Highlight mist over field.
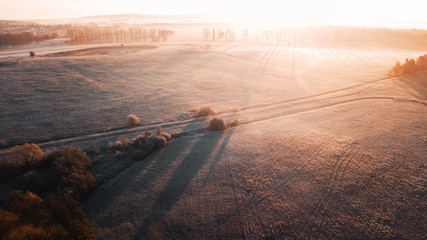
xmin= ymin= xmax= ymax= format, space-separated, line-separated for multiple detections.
xmin=0 ymin=10 xmax=426 ymax=240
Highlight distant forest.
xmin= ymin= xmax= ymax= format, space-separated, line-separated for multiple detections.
xmin=202 ymin=26 xmax=427 ymax=50
xmin=66 ymin=27 xmax=174 ymax=45
xmin=0 ymin=25 xmax=174 ymax=50
xmin=2 ymin=23 xmax=427 ymax=50
xmin=0 ymin=32 xmax=58 ymax=50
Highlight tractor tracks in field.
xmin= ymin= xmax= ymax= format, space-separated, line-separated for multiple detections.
xmin=313 ymin=144 xmax=358 ymax=215
xmin=294 ymin=136 xmax=387 ymax=238
xmin=1 ymin=73 xmax=424 ymax=158
xmin=294 ymin=142 xmax=360 ymax=239
xmin=243 ymin=143 xmax=327 ymax=210
xmin=223 ymin=135 xmax=328 ymax=238
xmin=217 ymin=80 xmax=426 ymax=129
xmin=218 ymin=75 xmax=424 ymax=117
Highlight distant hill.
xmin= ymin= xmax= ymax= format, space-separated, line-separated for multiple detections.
xmin=31 ymin=13 xmax=241 ymax=25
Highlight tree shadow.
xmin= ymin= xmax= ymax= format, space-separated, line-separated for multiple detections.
xmin=398 ymin=74 xmax=427 ymax=99
xmin=136 ymin=130 xmax=225 ymax=239
xmin=81 ymin=119 xmax=202 ymax=219
xmin=202 ymin=128 xmax=234 ymax=186
xmin=82 ymin=150 xmax=157 ymax=219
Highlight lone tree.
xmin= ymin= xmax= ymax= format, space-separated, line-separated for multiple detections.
xmin=29 ymin=51 xmax=35 ymax=58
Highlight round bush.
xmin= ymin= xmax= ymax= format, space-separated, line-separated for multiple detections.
xmin=228 ymin=119 xmax=239 ymax=128
xmin=147 ymin=136 xmax=168 ymax=149
xmin=207 ymin=117 xmax=228 ymax=131
xmin=4 ymin=143 xmax=44 ymax=173
xmin=126 ymin=114 xmax=141 ymax=127
xmin=197 ymin=106 xmax=216 ymax=117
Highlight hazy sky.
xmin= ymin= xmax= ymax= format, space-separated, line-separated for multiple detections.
xmin=1 ymin=0 xmax=426 ymax=26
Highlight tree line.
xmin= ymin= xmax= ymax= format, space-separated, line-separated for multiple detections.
xmin=203 ymin=27 xmax=236 ymax=41
xmin=201 ymin=26 xmax=427 ymax=50
xmin=0 ymin=32 xmax=58 ymax=50
xmin=388 ymin=54 xmax=427 ymax=77
xmin=66 ymin=27 xmax=174 ymax=45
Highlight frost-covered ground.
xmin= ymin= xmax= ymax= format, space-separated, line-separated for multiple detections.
xmin=0 ymin=40 xmax=426 ymax=239
xmin=0 ymin=41 xmax=424 ymax=146
xmin=81 ymin=71 xmax=426 ymax=240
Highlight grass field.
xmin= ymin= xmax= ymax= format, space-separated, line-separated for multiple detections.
xmin=0 ymin=35 xmax=426 ymax=239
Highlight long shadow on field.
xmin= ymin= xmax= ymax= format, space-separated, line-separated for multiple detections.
xmin=399 ymin=74 xmax=427 ymax=99
xmin=82 ymin=151 xmax=156 ymax=219
xmin=202 ymin=129 xmax=234 ymax=186
xmin=82 ymin=120 xmax=203 ymax=219
xmin=136 ymin=130 xmax=225 ymax=239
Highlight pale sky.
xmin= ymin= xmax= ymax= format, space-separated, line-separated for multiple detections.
xmin=1 ymin=0 xmax=426 ymax=27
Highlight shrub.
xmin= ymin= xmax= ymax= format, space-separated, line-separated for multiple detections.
xmin=0 ymin=143 xmax=44 ymax=179
xmin=147 ymin=135 xmax=168 ymax=149
xmin=156 ymin=126 xmax=172 ymax=141
xmin=44 ymin=194 xmax=95 ymax=239
xmin=59 ymin=171 xmax=96 ymax=198
xmin=7 ymin=224 xmax=48 ymax=240
xmin=116 ymin=129 xmax=171 ymax=161
xmin=131 ymin=134 xmax=169 ymax=158
xmin=130 ymin=128 xmax=171 ymax=154
xmin=0 ymin=210 xmax=18 ymax=238
xmin=114 ymin=136 xmax=128 ymax=151
xmin=41 ymin=149 xmax=62 ymax=167
xmin=145 ymin=130 xmax=152 ymax=137
xmin=52 ymin=147 xmax=95 ymax=199
xmin=228 ymin=118 xmax=239 ymax=128
xmin=196 ymin=106 xmax=216 ymax=117
xmin=206 ymin=117 xmax=228 ymax=131
xmin=2 ymin=191 xmax=95 ymax=240
xmin=6 ymin=190 xmax=44 ymax=223
xmin=29 ymin=51 xmax=35 ymax=58
xmin=130 ymin=136 xmax=144 ymax=148
xmin=1 ymin=146 xmax=95 ymax=199
xmin=126 ymin=114 xmax=141 ymax=127
xmin=53 ymin=148 xmax=91 ymax=176
xmin=156 ymin=126 xmax=163 ymax=135
xmin=7 ymin=143 xmax=44 ymax=170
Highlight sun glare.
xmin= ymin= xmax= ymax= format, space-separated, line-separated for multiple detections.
xmin=0 ymin=0 xmax=426 ymax=28
xmin=234 ymin=1 xmax=378 ymax=27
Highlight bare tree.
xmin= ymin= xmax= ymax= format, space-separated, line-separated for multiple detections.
xmin=243 ymin=29 xmax=249 ymax=41
xmin=212 ymin=28 xmax=216 ymax=41
xmin=203 ymin=27 xmax=211 ymax=41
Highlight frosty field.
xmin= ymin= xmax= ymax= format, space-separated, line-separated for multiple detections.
xmin=0 ymin=40 xmax=426 ymax=239
xmin=0 ymin=42 xmax=424 ymax=145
